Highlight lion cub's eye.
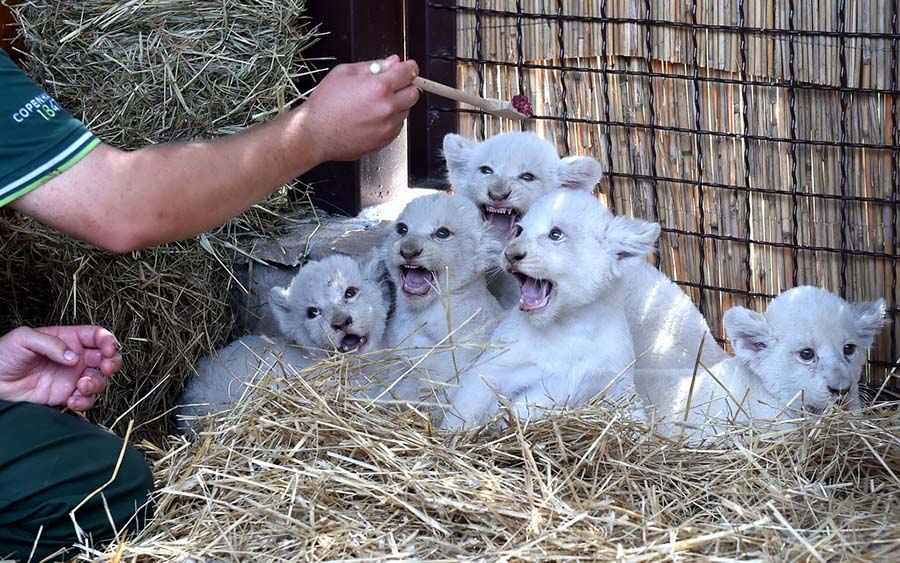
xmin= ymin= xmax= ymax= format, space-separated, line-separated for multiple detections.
xmin=306 ymin=307 xmax=321 ymax=319
xmin=548 ymin=227 xmax=564 ymax=241
xmin=843 ymin=343 xmax=857 ymax=357
xmin=519 ymin=172 xmax=535 ymax=182
xmin=798 ymin=348 xmax=816 ymax=362
xmin=344 ymin=287 xmax=358 ymax=299
xmin=434 ymin=227 xmax=451 ymax=239
xmin=479 ymin=166 xmax=494 ymax=175
xmin=395 ymin=222 xmax=408 ymax=235
xmin=513 ymin=224 xmax=524 ymax=238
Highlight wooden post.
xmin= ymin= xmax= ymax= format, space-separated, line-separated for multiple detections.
xmin=299 ymin=0 xmax=407 ymax=216
xmin=0 ymin=1 xmax=24 ymax=63
xmin=406 ymin=0 xmax=458 ymax=189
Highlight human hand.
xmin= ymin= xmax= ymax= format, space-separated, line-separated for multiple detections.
xmin=298 ymin=54 xmax=420 ymax=162
xmin=0 ymin=325 xmax=123 ymax=411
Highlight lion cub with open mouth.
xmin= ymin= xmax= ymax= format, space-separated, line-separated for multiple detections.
xmin=443 ymin=132 xmax=602 ymax=240
xmin=177 ymin=254 xmax=390 ymax=431
xmin=444 ymin=131 xmax=724 ymax=371
xmin=268 ymin=254 xmax=390 ymax=358
xmin=442 ymin=190 xmax=660 ymax=429
xmin=379 ymin=192 xmax=504 ymax=404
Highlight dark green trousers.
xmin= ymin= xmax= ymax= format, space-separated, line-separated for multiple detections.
xmin=0 ymin=400 xmax=155 ymax=562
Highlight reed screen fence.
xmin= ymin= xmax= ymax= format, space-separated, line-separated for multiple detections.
xmin=414 ymin=0 xmax=900 ymax=390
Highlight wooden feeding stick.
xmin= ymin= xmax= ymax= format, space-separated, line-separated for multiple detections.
xmin=370 ymin=61 xmax=533 ymax=120
xmin=411 ymin=76 xmax=532 ymax=120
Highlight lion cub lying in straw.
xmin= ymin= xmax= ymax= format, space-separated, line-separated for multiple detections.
xmin=379 ymin=192 xmax=503 ymax=403
xmin=442 ymin=189 xmax=660 ymax=429
xmin=638 ymin=286 xmax=886 ymax=439
xmin=177 ymin=254 xmax=390 ymax=431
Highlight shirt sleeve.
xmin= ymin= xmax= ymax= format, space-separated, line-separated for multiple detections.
xmin=0 ymin=50 xmax=99 ymax=207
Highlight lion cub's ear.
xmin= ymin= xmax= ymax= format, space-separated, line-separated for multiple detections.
xmin=724 ymin=307 xmax=773 ymax=364
xmin=359 ymin=251 xmax=386 ymax=284
xmin=360 ymin=251 xmax=395 ymax=319
xmin=602 ymin=216 xmax=660 ymax=261
xmin=850 ymin=298 xmax=887 ymax=345
xmin=268 ymin=285 xmax=295 ymax=337
xmin=442 ymin=134 xmax=477 ymax=189
xmin=557 ymin=155 xmax=602 ymax=191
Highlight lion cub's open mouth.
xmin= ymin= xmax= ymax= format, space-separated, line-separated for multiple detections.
xmin=339 ymin=333 xmax=368 ymax=353
xmin=482 ymin=205 xmax=520 ymax=238
xmin=400 ymin=265 xmax=435 ymax=296
xmin=513 ymin=272 xmax=555 ymax=312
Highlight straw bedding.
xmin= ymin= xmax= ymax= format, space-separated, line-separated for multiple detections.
xmin=10 ymin=0 xmax=318 ymax=148
xmin=111 ymin=365 xmax=900 ymax=562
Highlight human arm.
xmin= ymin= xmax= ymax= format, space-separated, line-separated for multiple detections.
xmin=0 ymin=325 xmax=123 ymax=411
xmin=9 ymin=56 xmax=419 ymax=253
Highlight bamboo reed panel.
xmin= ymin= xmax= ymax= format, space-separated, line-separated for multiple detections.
xmin=455 ymin=0 xmax=900 ymax=387
xmin=457 ymin=0 xmax=894 ymax=89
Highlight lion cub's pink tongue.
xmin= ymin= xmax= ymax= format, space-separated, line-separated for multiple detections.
xmin=520 ymin=277 xmax=551 ymax=311
xmin=403 ymin=268 xmax=433 ymax=295
xmin=487 ymin=211 xmax=515 ymax=235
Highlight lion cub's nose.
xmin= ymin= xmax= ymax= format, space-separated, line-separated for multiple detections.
xmin=400 ymin=243 xmax=423 ymax=260
xmin=489 ymin=188 xmax=511 ymax=202
xmin=828 ymin=385 xmax=851 ymax=397
xmin=331 ymin=314 xmax=353 ymax=331
xmin=505 ymin=248 xmax=527 ymax=263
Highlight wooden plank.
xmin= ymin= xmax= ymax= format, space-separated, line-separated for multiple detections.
xmin=298 ymin=0 xmax=407 ymax=216
xmin=0 ymin=0 xmax=24 ymax=62
xmin=408 ymin=0 xmax=458 ymax=188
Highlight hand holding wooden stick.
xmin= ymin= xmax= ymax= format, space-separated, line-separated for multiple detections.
xmin=370 ymin=60 xmax=533 ymax=120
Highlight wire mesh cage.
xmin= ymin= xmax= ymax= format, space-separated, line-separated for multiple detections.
xmin=416 ymin=0 xmax=900 ymax=390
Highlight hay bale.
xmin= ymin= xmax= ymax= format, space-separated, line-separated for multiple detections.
xmin=85 ymin=360 xmax=900 ymax=561
xmin=10 ymin=0 xmax=321 ymax=147
xmin=0 ymin=0 xmax=321 ymax=440
xmin=0 ymin=208 xmax=295 ymax=442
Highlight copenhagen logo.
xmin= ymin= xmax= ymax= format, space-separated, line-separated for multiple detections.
xmin=12 ymin=93 xmax=62 ymax=123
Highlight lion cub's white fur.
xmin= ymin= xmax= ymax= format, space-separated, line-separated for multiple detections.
xmin=639 ymin=286 xmax=886 ymax=439
xmin=443 ymin=132 xmax=602 ymax=307
xmin=381 ymin=192 xmax=504 ymax=402
xmin=625 ymin=262 xmax=727 ymax=373
xmin=443 ymin=190 xmax=660 ymax=429
xmin=177 ymin=254 xmax=389 ymax=431
xmin=176 ymin=334 xmax=307 ymax=431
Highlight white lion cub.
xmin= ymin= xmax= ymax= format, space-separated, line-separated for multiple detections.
xmin=640 ymin=286 xmax=886 ymax=439
xmin=442 ymin=131 xmax=602 ymax=307
xmin=624 ymin=263 xmax=727 ymax=373
xmin=442 ymin=190 xmax=661 ymax=429
xmin=443 ymin=132 xmax=603 ymax=238
xmin=177 ymin=254 xmax=390 ymax=430
xmin=381 ymin=192 xmax=504 ymax=402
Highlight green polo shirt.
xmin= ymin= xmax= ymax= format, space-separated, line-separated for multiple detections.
xmin=0 ymin=50 xmax=99 ymax=207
